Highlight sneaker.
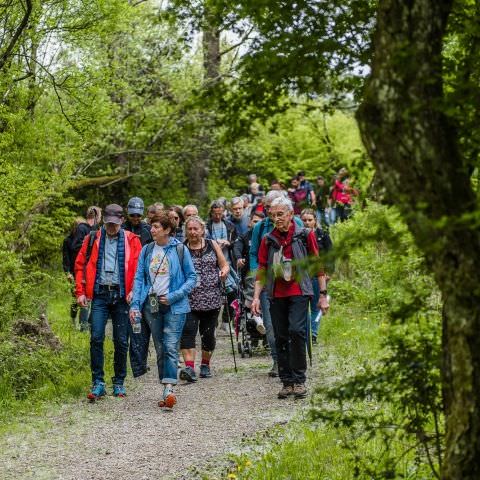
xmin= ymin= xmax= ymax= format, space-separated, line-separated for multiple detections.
xmin=312 ymin=335 xmax=317 ymax=345
xmin=179 ymin=366 xmax=197 ymax=383
xmin=113 ymin=384 xmax=126 ymax=397
xmin=278 ymin=384 xmax=294 ymax=399
xmin=87 ymin=381 xmax=106 ymax=401
xmin=199 ymin=364 xmax=212 ymax=378
xmin=293 ymin=383 xmax=307 ymax=399
xmin=158 ymin=386 xmax=176 ymax=409
xmin=268 ymin=361 xmax=279 ymax=377
xmin=252 ymin=315 xmax=266 ymax=335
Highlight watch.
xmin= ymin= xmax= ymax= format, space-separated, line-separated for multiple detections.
xmin=319 ymin=290 xmax=328 ymax=295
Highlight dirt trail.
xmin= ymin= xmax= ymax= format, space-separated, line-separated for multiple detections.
xmin=1 ymin=333 xmax=318 ymax=480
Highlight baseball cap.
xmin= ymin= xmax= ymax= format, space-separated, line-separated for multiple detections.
xmin=127 ymin=197 xmax=144 ymax=215
xmin=103 ymin=204 xmax=124 ymax=224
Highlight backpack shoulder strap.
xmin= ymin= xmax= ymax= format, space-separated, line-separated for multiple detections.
xmin=85 ymin=230 xmax=97 ymax=264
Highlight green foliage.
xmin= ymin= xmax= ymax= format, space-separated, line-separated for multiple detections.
xmin=313 ymin=204 xmax=443 ymax=479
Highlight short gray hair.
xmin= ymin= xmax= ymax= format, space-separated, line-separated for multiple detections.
xmin=270 ymin=196 xmax=293 ymax=211
xmin=231 ymin=197 xmax=243 ymax=207
xmin=183 ymin=204 xmax=198 ymax=215
xmin=265 ymin=190 xmax=287 ymax=205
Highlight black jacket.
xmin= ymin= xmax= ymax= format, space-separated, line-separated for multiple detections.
xmin=62 ymin=222 xmax=92 ymax=274
xmin=123 ymin=220 xmax=153 ymax=246
xmin=206 ymin=218 xmax=237 ymax=264
xmin=233 ymin=228 xmax=253 ymax=282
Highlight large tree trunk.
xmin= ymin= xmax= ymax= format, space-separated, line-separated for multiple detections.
xmin=356 ymin=1 xmax=480 ymax=478
xmin=187 ymin=10 xmax=220 ymax=206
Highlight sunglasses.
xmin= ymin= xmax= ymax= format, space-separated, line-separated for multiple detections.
xmin=129 ymin=214 xmax=142 ymax=218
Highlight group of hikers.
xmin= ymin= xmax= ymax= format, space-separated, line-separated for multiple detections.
xmin=63 ymin=169 xmax=358 ymax=409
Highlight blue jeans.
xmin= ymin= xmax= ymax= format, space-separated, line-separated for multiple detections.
xmin=142 ymin=301 xmax=186 ymax=385
xmin=309 ymin=277 xmax=322 ymax=338
xmin=260 ymin=289 xmax=277 ymax=362
xmin=90 ymin=290 xmax=129 ymax=385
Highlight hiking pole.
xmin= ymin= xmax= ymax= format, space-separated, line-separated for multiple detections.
xmin=223 ymin=286 xmax=238 ymax=373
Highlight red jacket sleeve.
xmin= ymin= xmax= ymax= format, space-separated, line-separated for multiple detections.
xmin=74 ymin=235 xmax=89 ymax=297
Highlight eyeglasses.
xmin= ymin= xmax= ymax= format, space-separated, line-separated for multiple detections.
xmin=171 ymin=215 xmax=179 ymax=220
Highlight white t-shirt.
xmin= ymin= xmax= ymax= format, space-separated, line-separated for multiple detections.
xmin=149 ymin=245 xmax=170 ymax=296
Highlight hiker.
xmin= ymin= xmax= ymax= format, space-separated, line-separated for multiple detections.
xmin=249 ymin=190 xmax=303 ymax=377
xmin=63 ymin=207 xmax=102 ymax=331
xmin=331 ymin=168 xmax=359 ymax=222
xmin=251 ymin=197 xmax=329 ymax=399
xmin=228 ymin=196 xmax=249 ymax=236
xmin=168 ymin=205 xmax=185 ymax=242
xmin=179 ymin=216 xmax=229 ymax=382
xmin=123 ymin=197 xmax=153 ymax=246
xmin=146 ymin=203 xmax=164 ymax=224
xmin=183 ymin=204 xmax=199 ymax=220
xmin=75 ymin=204 xmax=142 ymax=400
xmin=300 ymin=208 xmax=333 ymax=344
xmin=313 ymin=176 xmax=331 ymax=228
xmin=288 ymin=176 xmax=314 ymax=215
xmin=129 ymin=211 xmax=196 ymax=409
xmin=206 ymin=200 xmax=238 ymax=333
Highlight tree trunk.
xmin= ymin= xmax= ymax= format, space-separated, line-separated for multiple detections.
xmin=187 ymin=10 xmax=220 ymax=206
xmin=356 ymin=1 xmax=480 ymax=478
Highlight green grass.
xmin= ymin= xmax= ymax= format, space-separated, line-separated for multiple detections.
xmin=220 ymin=298 xmax=384 ymax=480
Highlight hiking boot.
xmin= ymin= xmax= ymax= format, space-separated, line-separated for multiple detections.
xmin=113 ymin=384 xmax=126 ymax=397
xmin=312 ymin=335 xmax=317 ymax=345
xmin=199 ymin=364 xmax=212 ymax=378
xmin=179 ymin=366 xmax=197 ymax=383
xmin=278 ymin=384 xmax=294 ymax=399
xmin=87 ymin=381 xmax=106 ymax=401
xmin=158 ymin=386 xmax=176 ymax=409
xmin=293 ymin=383 xmax=307 ymax=399
xmin=268 ymin=361 xmax=279 ymax=378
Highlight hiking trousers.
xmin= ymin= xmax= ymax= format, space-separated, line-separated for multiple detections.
xmin=269 ymin=295 xmax=309 ymax=385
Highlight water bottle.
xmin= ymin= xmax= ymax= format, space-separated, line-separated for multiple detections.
xmin=132 ymin=311 xmax=142 ymax=334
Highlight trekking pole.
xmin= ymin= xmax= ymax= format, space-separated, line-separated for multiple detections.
xmin=223 ymin=286 xmax=238 ymax=373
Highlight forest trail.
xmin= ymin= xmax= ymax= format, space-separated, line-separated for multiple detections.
xmin=1 ymin=333 xmax=319 ymax=480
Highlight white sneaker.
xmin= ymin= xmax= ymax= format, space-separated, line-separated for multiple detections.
xmin=253 ymin=315 xmax=266 ymax=335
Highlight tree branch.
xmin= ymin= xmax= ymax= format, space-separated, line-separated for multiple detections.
xmin=0 ymin=0 xmax=33 ymax=72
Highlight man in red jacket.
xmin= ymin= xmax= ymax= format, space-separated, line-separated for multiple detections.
xmin=75 ymin=204 xmax=142 ymax=401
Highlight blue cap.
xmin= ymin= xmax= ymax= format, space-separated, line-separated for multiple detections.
xmin=127 ymin=197 xmax=144 ymax=215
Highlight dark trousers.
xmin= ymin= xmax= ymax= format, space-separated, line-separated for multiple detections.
xmin=180 ymin=308 xmax=220 ymax=351
xmin=269 ymin=295 xmax=309 ymax=385
xmin=90 ymin=290 xmax=129 ymax=385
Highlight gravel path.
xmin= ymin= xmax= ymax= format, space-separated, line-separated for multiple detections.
xmin=1 ymin=331 xmax=319 ymax=480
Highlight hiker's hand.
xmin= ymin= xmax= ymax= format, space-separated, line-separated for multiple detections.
xmin=219 ymin=267 xmax=229 ymax=281
xmin=237 ymin=258 xmax=246 ymax=269
xmin=159 ymin=295 xmax=169 ymax=305
xmin=217 ymin=239 xmax=230 ymax=248
xmin=251 ymin=298 xmax=261 ymax=316
xmin=126 ymin=291 xmax=133 ymax=304
xmin=77 ymin=295 xmax=87 ymax=308
xmin=129 ymin=309 xmax=141 ymax=324
xmin=318 ymin=295 xmax=329 ymax=315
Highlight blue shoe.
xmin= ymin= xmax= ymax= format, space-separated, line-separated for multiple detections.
xmin=87 ymin=382 xmax=106 ymax=401
xmin=113 ymin=384 xmax=126 ymax=397
xmin=199 ymin=364 xmax=212 ymax=378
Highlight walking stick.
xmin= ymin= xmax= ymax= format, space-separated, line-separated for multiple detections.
xmin=223 ymin=285 xmax=238 ymax=373
xmin=306 ymin=312 xmax=313 ymax=367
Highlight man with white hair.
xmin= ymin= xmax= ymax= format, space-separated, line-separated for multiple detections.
xmin=251 ymin=197 xmax=329 ymax=399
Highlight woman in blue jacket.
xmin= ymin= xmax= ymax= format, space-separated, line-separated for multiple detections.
xmin=130 ymin=211 xmax=196 ymax=409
